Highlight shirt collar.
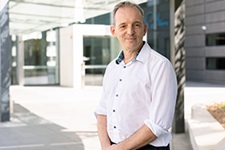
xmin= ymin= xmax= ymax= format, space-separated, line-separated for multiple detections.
xmin=135 ymin=42 xmax=149 ymax=64
xmin=115 ymin=41 xmax=145 ymax=65
xmin=115 ymin=51 xmax=124 ymax=64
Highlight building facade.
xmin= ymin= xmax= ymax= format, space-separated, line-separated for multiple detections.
xmin=185 ymin=0 xmax=225 ymax=84
xmin=8 ymin=0 xmax=225 ymax=87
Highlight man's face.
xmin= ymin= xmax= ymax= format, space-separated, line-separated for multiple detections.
xmin=110 ymin=6 xmax=147 ymax=52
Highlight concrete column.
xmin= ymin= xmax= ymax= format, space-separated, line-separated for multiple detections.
xmin=59 ymin=26 xmax=75 ymax=87
xmin=171 ymin=0 xmax=186 ymax=133
xmin=0 ymin=2 xmax=11 ymax=122
xmin=73 ymin=24 xmax=83 ymax=89
xmin=59 ymin=25 xmax=84 ymax=89
xmin=18 ymin=36 xmax=24 ymax=85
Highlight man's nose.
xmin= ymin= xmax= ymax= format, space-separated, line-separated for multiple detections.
xmin=127 ymin=26 xmax=135 ymax=35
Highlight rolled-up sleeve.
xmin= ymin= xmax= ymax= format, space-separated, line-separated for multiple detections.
xmin=144 ymin=60 xmax=177 ymax=146
xmin=94 ymin=64 xmax=111 ymax=118
xmin=95 ymin=87 xmax=107 ymax=117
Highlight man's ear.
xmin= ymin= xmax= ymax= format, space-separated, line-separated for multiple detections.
xmin=110 ymin=26 xmax=116 ymax=37
xmin=143 ymin=24 xmax=148 ymax=36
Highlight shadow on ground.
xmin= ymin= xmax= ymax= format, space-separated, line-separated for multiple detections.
xmin=0 ymin=103 xmax=84 ymax=150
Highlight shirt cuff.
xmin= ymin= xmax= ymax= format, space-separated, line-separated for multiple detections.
xmin=144 ymin=119 xmax=169 ymax=137
xmin=94 ymin=105 xmax=107 ymax=119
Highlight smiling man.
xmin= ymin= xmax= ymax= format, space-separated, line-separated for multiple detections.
xmin=95 ymin=1 xmax=177 ymax=150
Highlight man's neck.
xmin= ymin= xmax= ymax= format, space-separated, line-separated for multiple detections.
xmin=123 ymin=50 xmax=139 ymax=64
xmin=123 ymin=42 xmax=144 ymax=64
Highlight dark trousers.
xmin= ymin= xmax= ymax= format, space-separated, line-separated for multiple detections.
xmin=136 ymin=144 xmax=169 ymax=150
xmin=111 ymin=141 xmax=170 ymax=150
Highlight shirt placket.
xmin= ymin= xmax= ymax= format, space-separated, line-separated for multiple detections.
xmin=111 ymin=62 xmax=128 ymax=137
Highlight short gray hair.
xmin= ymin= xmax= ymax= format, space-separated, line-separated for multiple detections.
xmin=112 ymin=1 xmax=144 ymax=25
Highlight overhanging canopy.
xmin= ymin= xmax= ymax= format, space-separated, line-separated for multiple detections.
xmin=9 ymin=0 xmax=147 ymax=35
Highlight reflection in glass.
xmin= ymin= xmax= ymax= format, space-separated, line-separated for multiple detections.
xmin=141 ymin=0 xmax=170 ymax=59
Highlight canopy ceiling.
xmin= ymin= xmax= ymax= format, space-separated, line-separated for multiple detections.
xmin=8 ymin=0 xmax=147 ymax=35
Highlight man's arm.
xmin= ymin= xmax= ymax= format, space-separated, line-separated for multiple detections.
xmin=97 ymin=114 xmax=111 ymax=150
xmin=112 ymin=124 xmax=157 ymax=150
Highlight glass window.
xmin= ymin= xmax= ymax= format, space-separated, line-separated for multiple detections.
xmin=206 ymin=57 xmax=225 ymax=70
xmin=83 ymin=36 xmax=111 ymax=85
xmin=206 ymin=33 xmax=225 ymax=46
xmin=23 ymin=30 xmax=59 ymax=85
xmin=83 ymin=36 xmax=111 ymax=66
xmin=140 ymin=0 xmax=170 ymax=58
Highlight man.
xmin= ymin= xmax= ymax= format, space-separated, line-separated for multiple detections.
xmin=95 ymin=1 xmax=177 ymax=150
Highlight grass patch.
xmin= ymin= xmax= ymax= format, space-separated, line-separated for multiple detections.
xmin=220 ymin=103 xmax=225 ymax=109
xmin=207 ymin=102 xmax=225 ymax=129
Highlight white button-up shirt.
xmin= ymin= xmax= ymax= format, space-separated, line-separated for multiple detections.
xmin=95 ymin=42 xmax=177 ymax=146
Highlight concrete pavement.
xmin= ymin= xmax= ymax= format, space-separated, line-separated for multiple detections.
xmin=0 ymin=81 xmax=224 ymax=150
xmin=6 ymin=86 xmax=102 ymax=150
xmin=185 ymin=82 xmax=225 ymax=150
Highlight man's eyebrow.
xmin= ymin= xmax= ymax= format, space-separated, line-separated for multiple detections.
xmin=118 ymin=21 xmax=142 ymax=25
xmin=118 ymin=22 xmax=126 ymax=26
xmin=133 ymin=20 xmax=142 ymax=24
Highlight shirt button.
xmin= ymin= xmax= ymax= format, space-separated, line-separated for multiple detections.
xmin=116 ymin=94 xmax=118 ymax=97
xmin=113 ymin=110 xmax=115 ymax=112
xmin=114 ymin=126 xmax=116 ymax=129
xmin=119 ymin=79 xmax=122 ymax=81
xmin=123 ymin=66 xmax=126 ymax=68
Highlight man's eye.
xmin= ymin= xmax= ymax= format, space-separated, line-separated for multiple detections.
xmin=135 ymin=24 xmax=141 ymax=27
